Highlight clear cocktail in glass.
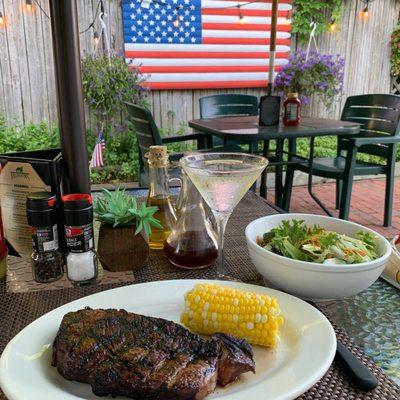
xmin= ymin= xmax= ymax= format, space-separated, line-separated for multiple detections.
xmin=180 ymin=153 xmax=268 ymax=279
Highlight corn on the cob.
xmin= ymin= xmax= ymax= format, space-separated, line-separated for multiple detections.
xmin=180 ymin=283 xmax=284 ymax=348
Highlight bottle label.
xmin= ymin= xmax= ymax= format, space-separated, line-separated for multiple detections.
xmin=285 ymin=103 xmax=298 ymax=122
xmin=32 ymin=225 xmax=59 ymax=253
xmin=64 ymin=223 xmax=94 ymax=253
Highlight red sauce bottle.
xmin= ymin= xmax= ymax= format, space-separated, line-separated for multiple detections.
xmin=283 ymin=93 xmax=301 ymax=126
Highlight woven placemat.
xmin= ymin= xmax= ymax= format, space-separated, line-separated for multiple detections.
xmin=0 ymin=192 xmax=399 ymax=400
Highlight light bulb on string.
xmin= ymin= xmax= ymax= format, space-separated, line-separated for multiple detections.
xmin=329 ymin=19 xmax=338 ymax=32
xmin=238 ymin=12 xmax=246 ymax=25
xmin=359 ymin=0 xmax=373 ymax=20
xmin=284 ymin=11 xmax=292 ymax=26
xmin=93 ymin=31 xmax=100 ymax=45
xmin=173 ymin=16 xmax=180 ymax=28
xmin=359 ymin=5 xmax=369 ymax=20
xmin=0 ymin=11 xmax=6 ymax=28
xmin=25 ymin=0 xmax=34 ymax=13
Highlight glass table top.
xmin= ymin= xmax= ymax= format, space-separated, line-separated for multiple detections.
xmin=318 ymin=279 xmax=399 ymax=384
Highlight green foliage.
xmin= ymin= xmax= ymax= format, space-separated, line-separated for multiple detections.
xmin=82 ymin=53 xmax=148 ymax=117
xmin=94 ymin=187 xmax=162 ymax=236
xmin=89 ymin=119 xmax=139 ymax=184
xmin=292 ymin=0 xmax=343 ymax=40
xmin=0 ymin=115 xmax=59 ymax=153
xmin=390 ymin=22 xmax=400 ymax=77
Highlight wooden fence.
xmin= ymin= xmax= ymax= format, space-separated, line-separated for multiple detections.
xmin=0 ymin=0 xmax=399 ymax=133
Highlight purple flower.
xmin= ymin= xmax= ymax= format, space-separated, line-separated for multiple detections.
xmin=274 ymin=50 xmax=345 ymax=108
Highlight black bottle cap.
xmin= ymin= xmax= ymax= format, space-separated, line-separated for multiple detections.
xmin=62 ymin=194 xmax=93 ymax=227
xmin=26 ymin=192 xmax=57 ymax=227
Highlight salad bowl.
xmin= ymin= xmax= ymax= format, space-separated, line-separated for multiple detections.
xmin=245 ymin=214 xmax=391 ymax=301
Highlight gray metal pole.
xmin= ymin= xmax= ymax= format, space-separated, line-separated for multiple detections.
xmin=49 ymin=0 xmax=90 ymax=194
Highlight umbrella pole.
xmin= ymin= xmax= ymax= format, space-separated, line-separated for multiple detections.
xmin=49 ymin=0 xmax=90 ymax=194
xmin=268 ymin=0 xmax=279 ymax=95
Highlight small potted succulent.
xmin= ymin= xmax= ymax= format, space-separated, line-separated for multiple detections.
xmin=94 ymin=188 xmax=162 ymax=272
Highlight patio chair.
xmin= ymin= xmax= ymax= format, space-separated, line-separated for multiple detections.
xmin=199 ymin=94 xmax=259 ymax=151
xmin=283 ymin=94 xmax=400 ymax=226
xmin=124 ymin=101 xmax=207 ymax=186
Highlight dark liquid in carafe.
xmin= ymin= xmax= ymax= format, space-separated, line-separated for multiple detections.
xmin=164 ymin=230 xmax=218 ymax=269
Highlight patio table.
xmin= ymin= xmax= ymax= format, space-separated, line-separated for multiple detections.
xmin=0 ymin=190 xmax=399 ymax=400
xmin=189 ymin=116 xmax=360 ymax=211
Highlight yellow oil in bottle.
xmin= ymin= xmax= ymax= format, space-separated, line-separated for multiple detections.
xmin=147 ymin=196 xmax=177 ymax=249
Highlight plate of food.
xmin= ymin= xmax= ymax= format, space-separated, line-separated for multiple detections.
xmin=0 ymin=279 xmax=336 ymax=400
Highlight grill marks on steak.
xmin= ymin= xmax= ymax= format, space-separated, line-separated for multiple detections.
xmin=52 ymin=308 xmax=255 ymax=400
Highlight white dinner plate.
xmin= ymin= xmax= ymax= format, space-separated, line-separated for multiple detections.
xmin=0 ymin=280 xmax=336 ymax=400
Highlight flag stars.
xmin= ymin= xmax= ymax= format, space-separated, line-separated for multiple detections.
xmin=191 ymin=37 xmax=196 ymax=43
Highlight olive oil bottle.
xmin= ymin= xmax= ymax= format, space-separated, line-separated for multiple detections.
xmin=146 ymin=146 xmax=177 ymax=249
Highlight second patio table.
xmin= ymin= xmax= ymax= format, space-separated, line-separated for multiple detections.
xmin=189 ymin=116 xmax=360 ymax=210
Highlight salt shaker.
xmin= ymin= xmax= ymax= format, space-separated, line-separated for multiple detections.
xmin=62 ymin=194 xmax=98 ymax=286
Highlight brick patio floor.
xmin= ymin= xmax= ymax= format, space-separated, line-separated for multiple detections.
xmin=276 ymin=177 xmax=400 ymax=239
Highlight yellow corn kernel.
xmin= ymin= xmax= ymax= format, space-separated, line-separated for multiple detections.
xmin=180 ymin=283 xmax=284 ymax=348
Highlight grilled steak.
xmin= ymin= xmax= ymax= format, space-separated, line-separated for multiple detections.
xmin=213 ymin=333 xmax=255 ymax=386
xmin=52 ymin=308 xmax=255 ymax=399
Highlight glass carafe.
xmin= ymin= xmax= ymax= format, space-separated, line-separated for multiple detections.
xmin=164 ymin=172 xmax=218 ymax=269
xmin=146 ymin=146 xmax=177 ymax=250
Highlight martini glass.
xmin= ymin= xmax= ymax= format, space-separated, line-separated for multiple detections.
xmin=180 ymin=153 xmax=268 ymax=280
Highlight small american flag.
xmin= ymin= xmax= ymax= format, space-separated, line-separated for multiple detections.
xmin=121 ymin=0 xmax=292 ymax=89
xmin=90 ymin=131 xmax=106 ymax=169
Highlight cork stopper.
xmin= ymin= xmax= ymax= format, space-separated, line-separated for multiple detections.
xmin=145 ymin=145 xmax=169 ymax=167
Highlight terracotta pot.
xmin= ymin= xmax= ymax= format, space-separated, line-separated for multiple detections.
xmin=97 ymin=223 xmax=149 ymax=272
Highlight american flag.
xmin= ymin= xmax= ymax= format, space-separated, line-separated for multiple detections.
xmin=90 ymin=131 xmax=105 ymax=169
xmin=122 ymin=0 xmax=292 ymax=89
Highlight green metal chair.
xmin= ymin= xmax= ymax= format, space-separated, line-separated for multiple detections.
xmin=283 ymin=94 xmax=400 ymax=226
xmin=124 ymin=101 xmax=207 ymax=187
xmin=199 ymin=94 xmax=259 ymax=150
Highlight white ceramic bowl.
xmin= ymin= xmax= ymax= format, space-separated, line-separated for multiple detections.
xmin=245 ymin=214 xmax=391 ymax=301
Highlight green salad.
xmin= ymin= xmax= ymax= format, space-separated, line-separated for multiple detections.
xmin=257 ymin=219 xmax=379 ymax=264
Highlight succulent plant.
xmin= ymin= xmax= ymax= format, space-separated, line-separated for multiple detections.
xmin=94 ymin=188 xmax=162 ymax=236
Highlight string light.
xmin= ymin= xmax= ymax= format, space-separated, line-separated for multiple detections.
xmin=93 ymin=31 xmax=100 ymax=45
xmin=329 ymin=19 xmax=338 ymax=32
xmin=173 ymin=5 xmax=183 ymax=28
xmin=25 ymin=0 xmax=34 ymax=13
xmin=359 ymin=5 xmax=369 ymax=20
xmin=173 ymin=16 xmax=180 ymax=28
xmin=0 ymin=11 xmax=6 ymax=27
xmin=359 ymin=0 xmax=374 ymax=20
xmin=237 ymin=5 xmax=246 ymax=25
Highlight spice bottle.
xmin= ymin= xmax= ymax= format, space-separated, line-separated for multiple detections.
xmin=63 ymin=194 xmax=98 ymax=286
xmin=26 ymin=192 xmax=64 ymax=283
xmin=146 ymin=146 xmax=177 ymax=249
xmin=0 ymin=207 xmax=8 ymax=279
xmin=283 ymin=93 xmax=301 ymax=126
